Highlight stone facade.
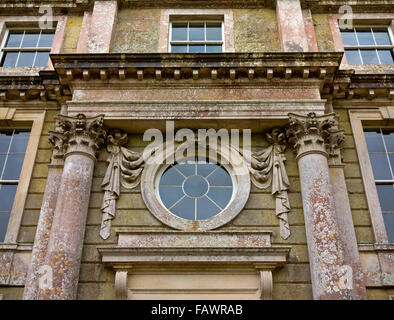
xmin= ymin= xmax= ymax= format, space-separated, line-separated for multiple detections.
xmin=0 ymin=0 xmax=393 ymax=300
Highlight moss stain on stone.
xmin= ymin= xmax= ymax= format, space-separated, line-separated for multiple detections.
xmin=233 ymin=9 xmax=280 ymax=52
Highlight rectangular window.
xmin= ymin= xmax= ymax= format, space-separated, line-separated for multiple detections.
xmin=1 ymin=29 xmax=55 ymax=67
xmin=0 ymin=129 xmax=30 ymax=242
xmin=364 ymin=128 xmax=394 ymax=243
xmin=170 ymin=21 xmax=223 ymax=53
xmin=341 ymin=27 xmax=394 ymax=65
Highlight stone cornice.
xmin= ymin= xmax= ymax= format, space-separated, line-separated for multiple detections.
xmin=301 ymin=0 xmax=394 ymax=13
xmin=0 ymin=70 xmax=71 ymax=102
xmin=329 ymin=71 xmax=394 ymax=100
xmin=2 ymin=0 xmax=393 ymax=12
xmin=51 ymin=52 xmax=343 ymax=92
xmin=0 ymin=53 xmax=393 ymax=102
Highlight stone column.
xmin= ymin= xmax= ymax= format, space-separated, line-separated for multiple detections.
xmin=287 ymin=112 xmax=352 ymax=299
xmin=276 ymin=0 xmax=309 ymax=52
xmin=329 ymin=151 xmax=367 ymax=299
xmin=41 ymin=114 xmax=106 ymax=300
xmin=23 ymin=128 xmax=65 ymax=299
xmin=87 ymin=0 xmax=118 ymax=53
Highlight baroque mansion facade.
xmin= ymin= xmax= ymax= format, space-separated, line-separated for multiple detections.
xmin=0 ymin=0 xmax=393 ymax=300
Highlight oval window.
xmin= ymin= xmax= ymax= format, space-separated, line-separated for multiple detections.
xmin=158 ymin=159 xmax=234 ymax=221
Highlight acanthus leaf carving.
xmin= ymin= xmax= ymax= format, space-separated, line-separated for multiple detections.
xmin=246 ymin=128 xmax=291 ymax=240
xmin=100 ymin=129 xmax=145 ymax=240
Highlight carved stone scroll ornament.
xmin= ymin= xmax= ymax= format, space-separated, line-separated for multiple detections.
xmin=246 ymin=128 xmax=291 ymax=240
xmin=100 ymin=130 xmax=145 ymax=239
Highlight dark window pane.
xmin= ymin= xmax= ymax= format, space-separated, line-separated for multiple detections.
xmin=189 ymin=23 xmax=204 ymax=41
xmin=189 ymin=45 xmax=204 ymax=53
xmin=21 ymin=32 xmax=39 ymax=47
xmin=345 ymin=50 xmax=362 ymax=64
xmin=176 ymin=162 xmax=195 ymax=177
xmin=34 ymin=51 xmax=50 ymax=67
xmin=206 ymin=44 xmax=222 ymax=53
xmin=170 ymin=197 xmax=195 ymax=220
xmin=0 ymin=132 xmax=12 ymax=153
xmin=369 ymin=153 xmax=392 ymax=180
xmin=207 ymin=187 xmax=232 ymax=209
xmin=376 ymin=185 xmax=394 ymax=212
xmin=3 ymin=154 xmax=25 ymax=180
xmin=183 ymin=175 xmax=208 ymax=198
xmin=383 ymin=213 xmax=394 ymax=243
xmin=207 ymin=166 xmax=232 ymax=186
xmin=365 ymin=130 xmax=385 ymax=152
xmin=389 ymin=154 xmax=394 ymax=172
xmin=197 ymin=163 xmax=218 ymax=177
xmin=38 ymin=31 xmax=55 ymax=47
xmin=360 ymin=50 xmax=379 ymax=64
xmin=9 ymin=131 xmax=29 ymax=153
xmin=17 ymin=52 xmax=35 ymax=67
xmin=356 ymin=29 xmax=375 ymax=45
xmin=0 ymin=155 xmax=5 ymax=175
xmin=171 ymin=45 xmax=187 ymax=53
xmin=373 ymin=29 xmax=391 ymax=45
xmin=0 ymin=213 xmax=11 ymax=242
xmin=341 ymin=30 xmax=358 ymax=46
xmin=159 ymin=187 xmax=184 ymax=209
xmin=382 ymin=131 xmax=394 ymax=152
xmin=206 ymin=23 xmax=222 ymax=41
xmin=0 ymin=184 xmax=17 ymax=212
xmin=171 ymin=23 xmax=188 ymax=41
xmin=159 ymin=166 xmax=185 ymax=186
xmin=197 ymin=196 xmax=220 ymax=220
xmin=378 ymin=50 xmax=394 ymax=64
xmin=6 ymin=32 xmax=23 ymax=48
xmin=2 ymin=52 xmax=18 ymax=67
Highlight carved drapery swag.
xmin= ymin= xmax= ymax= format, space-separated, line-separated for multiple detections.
xmin=246 ymin=128 xmax=291 ymax=240
xmin=100 ymin=130 xmax=145 ymax=239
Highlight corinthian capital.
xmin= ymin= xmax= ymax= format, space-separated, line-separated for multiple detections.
xmin=51 ymin=113 xmax=107 ymax=160
xmin=286 ymin=112 xmax=344 ymax=160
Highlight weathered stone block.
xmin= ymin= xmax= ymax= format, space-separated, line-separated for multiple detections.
xmin=28 ymin=178 xmax=47 ymax=194
xmin=79 ymin=263 xmax=114 ymax=282
xmin=344 ymin=163 xmax=362 ymax=178
xmin=234 ymin=9 xmax=280 ymax=52
xmin=21 ymin=209 xmax=40 ymax=226
xmin=62 ymin=16 xmax=83 ymax=53
xmin=349 ymin=194 xmax=368 ymax=209
xmin=112 ymin=9 xmax=160 ymax=53
xmin=312 ymin=14 xmax=335 ymax=52
xmin=25 ymin=193 xmax=44 ymax=210
xmin=17 ymin=226 xmax=36 ymax=243
xmin=273 ymin=263 xmax=311 ymax=283
xmin=351 ymin=210 xmax=372 ymax=226
xmin=355 ymin=226 xmax=375 ymax=243
xmin=272 ymin=283 xmax=313 ymax=300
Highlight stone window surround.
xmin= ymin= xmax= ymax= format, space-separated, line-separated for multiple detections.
xmin=349 ymin=108 xmax=394 ymax=244
xmin=140 ymin=142 xmax=250 ymax=231
xmin=158 ymin=9 xmax=235 ymax=53
xmin=0 ymin=15 xmax=67 ymax=72
xmin=348 ymin=109 xmax=394 ymax=287
xmin=0 ymin=108 xmax=45 ymax=245
xmin=328 ymin=13 xmax=394 ymax=67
